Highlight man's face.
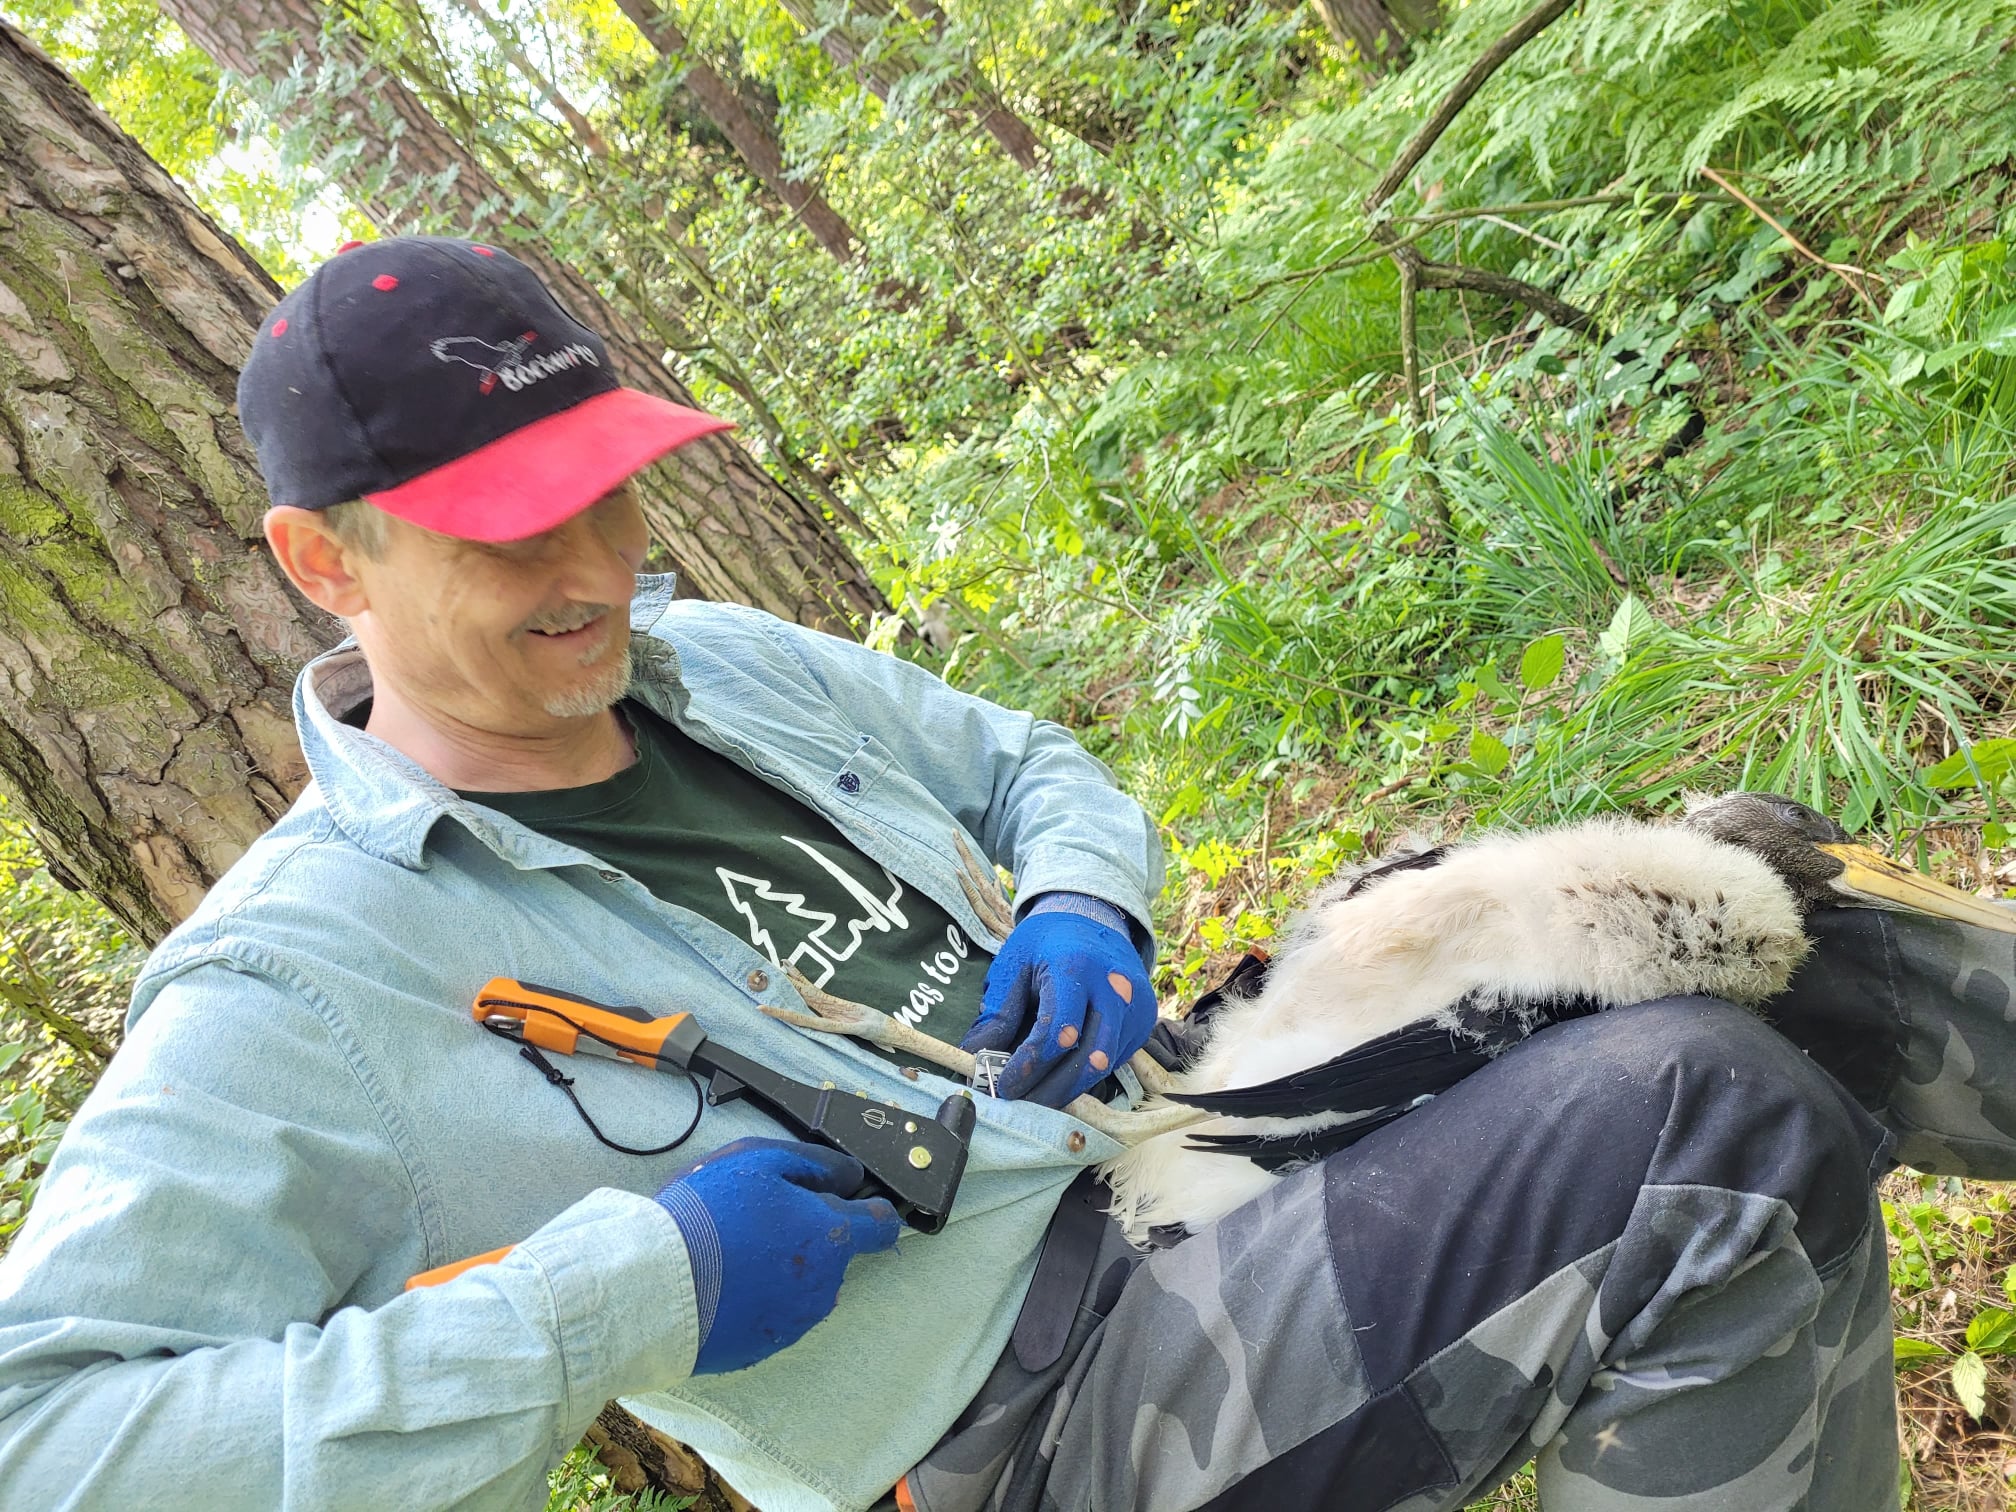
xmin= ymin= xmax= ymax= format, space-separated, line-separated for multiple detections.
xmin=348 ymin=484 xmax=651 ymax=735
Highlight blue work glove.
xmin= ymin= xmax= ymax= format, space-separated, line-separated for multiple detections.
xmin=654 ymin=1136 xmax=900 ymax=1375
xmin=960 ymin=894 xmax=1156 ymax=1107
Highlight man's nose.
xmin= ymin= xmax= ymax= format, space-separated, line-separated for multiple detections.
xmin=546 ymin=510 xmax=639 ymax=601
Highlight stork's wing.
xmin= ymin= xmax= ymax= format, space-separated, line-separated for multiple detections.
xmin=1182 ymin=1108 xmax=1415 ymax=1169
xmin=1169 ymin=993 xmax=1606 ymax=1161
xmin=1165 ymin=1016 xmax=1497 ymax=1119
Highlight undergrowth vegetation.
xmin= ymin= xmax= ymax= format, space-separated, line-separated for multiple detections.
xmin=3 ymin=0 xmax=2016 ymax=1505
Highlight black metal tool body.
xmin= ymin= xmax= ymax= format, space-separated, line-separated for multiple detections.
xmin=475 ymin=978 xmax=976 ymax=1233
xmin=660 ymin=1015 xmax=975 ymax=1233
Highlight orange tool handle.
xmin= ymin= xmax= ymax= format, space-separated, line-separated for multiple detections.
xmin=472 ymin=977 xmax=693 ymax=1068
xmin=406 ymin=1245 xmax=515 ymax=1291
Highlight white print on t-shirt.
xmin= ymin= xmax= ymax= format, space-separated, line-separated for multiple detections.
xmin=895 ymin=925 xmax=972 ymax=1027
xmin=714 ymin=838 xmax=975 ymax=1021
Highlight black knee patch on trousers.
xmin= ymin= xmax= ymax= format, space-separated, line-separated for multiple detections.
xmin=1322 ymin=995 xmax=1891 ymax=1390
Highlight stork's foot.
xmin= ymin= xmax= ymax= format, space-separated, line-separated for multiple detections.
xmin=953 ymin=832 xmax=1017 ymax=940
xmin=766 ymin=968 xmax=979 ymax=1075
xmin=1125 ymin=1053 xmax=1176 ymax=1099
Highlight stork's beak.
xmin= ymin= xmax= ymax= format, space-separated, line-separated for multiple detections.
xmin=1816 ymin=843 xmax=2016 ymax=933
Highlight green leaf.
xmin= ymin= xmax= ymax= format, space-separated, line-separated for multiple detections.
xmin=1893 ymin=1337 xmax=1951 ymax=1364
xmin=1980 ymin=303 xmax=2016 ymax=357
xmin=1988 ymin=822 xmax=2011 ymax=849
xmin=1923 ymin=738 xmax=2016 ymax=789
xmin=1967 ymin=1306 xmax=2016 ymax=1353
xmin=1519 ymin=634 xmax=1567 ymax=691
xmin=1473 ymin=663 xmax=1516 ymax=708
xmin=1468 ymin=733 xmax=1511 ymax=777
xmin=1952 ymin=1350 xmax=1989 ymax=1418
xmin=1597 ymin=595 xmax=1658 ymax=662
xmin=1534 ymin=354 xmax=1566 ymax=376
xmin=0 ymin=1041 xmax=25 ymax=1074
xmin=1889 ymin=346 xmax=1927 ymax=386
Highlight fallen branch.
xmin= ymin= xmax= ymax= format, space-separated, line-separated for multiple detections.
xmin=1396 ymin=257 xmax=1451 ymax=536
xmin=1365 ymin=0 xmax=1580 ymax=220
xmin=1248 ymin=189 xmax=1730 ymax=300
xmin=1357 ymin=0 xmax=1595 ymax=492
xmin=0 ymin=918 xmax=115 ymax=1063
xmin=0 ymin=979 xmax=115 ymax=1063
xmin=1414 ymin=257 xmax=1600 ymax=336
xmin=1699 ymin=166 xmax=1883 ymax=317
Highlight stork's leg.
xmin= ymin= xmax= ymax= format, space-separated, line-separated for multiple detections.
xmin=942 ymin=832 xmax=1176 ymax=1103
xmin=768 ymin=968 xmax=1200 ymax=1145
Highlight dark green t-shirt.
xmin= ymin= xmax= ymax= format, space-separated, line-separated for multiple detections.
xmin=460 ymin=702 xmax=988 ymax=1067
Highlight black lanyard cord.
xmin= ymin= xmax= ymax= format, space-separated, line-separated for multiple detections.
xmin=482 ymin=1018 xmax=705 ymax=1157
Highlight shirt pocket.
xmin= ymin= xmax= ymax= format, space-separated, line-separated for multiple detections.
xmin=830 ymin=733 xmax=894 ymax=803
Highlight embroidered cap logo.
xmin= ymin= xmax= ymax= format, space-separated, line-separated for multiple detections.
xmin=430 ymin=331 xmax=603 ymax=396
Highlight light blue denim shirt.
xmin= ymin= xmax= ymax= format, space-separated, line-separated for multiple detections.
xmin=0 ymin=578 xmax=1162 ymax=1512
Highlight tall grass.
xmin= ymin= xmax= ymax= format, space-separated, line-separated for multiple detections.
xmin=1436 ymin=349 xmax=2016 ymax=837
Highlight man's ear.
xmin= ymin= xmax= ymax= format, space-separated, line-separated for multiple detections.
xmin=264 ymin=507 xmax=369 ymax=617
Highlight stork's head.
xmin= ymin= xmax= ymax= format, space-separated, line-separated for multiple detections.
xmin=1681 ymin=792 xmax=2016 ymax=932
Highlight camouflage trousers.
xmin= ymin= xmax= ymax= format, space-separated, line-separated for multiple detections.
xmin=900 ymin=979 xmax=1910 ymax=1511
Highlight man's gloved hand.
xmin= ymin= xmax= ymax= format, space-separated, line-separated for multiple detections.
xmin=654 ymin=1136 xmax=900 ymax=1375
xmin=960 ymin=895 xmax=1156 ymax=1108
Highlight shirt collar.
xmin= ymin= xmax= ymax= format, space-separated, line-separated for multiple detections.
xmin=294 ymin=573 xmax=688 ymax=870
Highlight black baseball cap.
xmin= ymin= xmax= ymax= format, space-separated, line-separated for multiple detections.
xmin=238 ymin=235 xmax=732 ymax=542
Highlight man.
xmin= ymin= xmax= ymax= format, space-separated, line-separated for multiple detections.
xmin=0 ymin=236 xmax=2008 ymax=1512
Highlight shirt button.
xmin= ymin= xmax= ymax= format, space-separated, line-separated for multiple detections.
xmin=746 ymin=968 xmax=770 ymax=993
xmin=836 ymin=771 xmax=862 ymax=796
xmin=1067 ymin=1131 xmax=1087 ymax=1154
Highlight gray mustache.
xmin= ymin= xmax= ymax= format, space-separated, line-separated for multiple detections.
xmin=521 ymin=604 xmax=612 ymax=636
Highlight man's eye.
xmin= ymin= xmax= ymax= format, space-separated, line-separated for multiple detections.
xmin=472 ymin=538 xmax=537 ymax=563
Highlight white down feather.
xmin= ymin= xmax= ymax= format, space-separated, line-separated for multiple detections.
xmin=1100 ymin=817 xmax=1810 ymax=1243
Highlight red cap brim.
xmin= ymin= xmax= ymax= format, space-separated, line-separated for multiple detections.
xmin=363 ymin=388 xmax=734 ymax=542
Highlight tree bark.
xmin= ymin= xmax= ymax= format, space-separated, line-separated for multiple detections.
xmin=0 ymin=22 xmax=757 ymax=1502
xmin=779 ymin=0 xmax=1042 ymax=172
xmin=893 ymin=0 xmax=1042 ymax=171
xmin=0 ymin=20 xmax=328 ymax=944
xmin=1384 ymin=0 xmax=1443 ymax=35
xmin=1310 ymin=0 xmax=1411 ymax=72
xmin=613 ymin=0 xmax=859 ymax=263
xmin=158 ymin=0 xmax=887 ymax=634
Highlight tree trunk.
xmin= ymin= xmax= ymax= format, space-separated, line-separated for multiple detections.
xmin=159 ymin=0 xmax=887 ymax=634
xmin=1310 ymin=0 xmax=1411 ymax=72
xmin=1384 ymin=0 xmax=1442 ymax=36
xmin=614 ymin=0 xmax=859 ymax=263
xmin=893 ymin=0 xmax=1042 ymax=171
xmin=0 ymin=22 xmax=755 ymax=1503
xmin=0 ymin=21 xmax=329 ymax=945
xmin=779 ymin=0 xmax=1042 ymax=172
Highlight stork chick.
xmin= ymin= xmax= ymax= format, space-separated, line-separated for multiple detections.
xmin=1100 ymin=793 xmax=2016 ymax=1242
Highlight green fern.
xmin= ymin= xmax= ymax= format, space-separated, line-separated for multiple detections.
xmin=1323 ymin=0 xmax=2015 ymax=280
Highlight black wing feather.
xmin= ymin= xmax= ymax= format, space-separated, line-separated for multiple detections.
xmin=1168 ymin=993 xmax=1608 ymax=1141
xmin=1164 ymin=1017 xmax=1497 ymax=1118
